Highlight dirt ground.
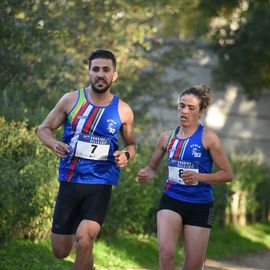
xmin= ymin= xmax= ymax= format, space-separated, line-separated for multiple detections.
xmin=204 ymin=251 xmax=270 ymax=270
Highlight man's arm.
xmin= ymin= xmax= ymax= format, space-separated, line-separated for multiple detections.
xmin=37 ymin=92 xmax=75 ymax=158
xmin=114 ymin=100 xmax=136 ymax=167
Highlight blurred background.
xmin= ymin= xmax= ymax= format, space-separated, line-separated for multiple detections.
xmin=1 ymin=1 xmax=270 ymax=269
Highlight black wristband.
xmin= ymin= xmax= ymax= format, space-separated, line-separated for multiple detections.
xmin=124 ymin=151 xmax=130 ymax=160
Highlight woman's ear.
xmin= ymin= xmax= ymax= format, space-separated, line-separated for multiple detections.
xmin=199 ymin=107 xmax=205 ymax=118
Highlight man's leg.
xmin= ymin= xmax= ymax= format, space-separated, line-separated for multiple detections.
xmin=73 ymin=220 xmax=101 ymax=270
xmin=182 ymin=225 xmax=211 ymax=270
xmin=51 ymin=233 xmax=75 ymax=259
xmin=157 ymin=209 xmax=182 ymax=270
xmin=51 ymin=182 xmax=78 ymax=259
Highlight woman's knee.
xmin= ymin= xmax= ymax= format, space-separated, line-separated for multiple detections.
xmin=159 ymin=244 xmax=176 ymax=263
xmin=183 ymin=257 xmax=204 ymax=270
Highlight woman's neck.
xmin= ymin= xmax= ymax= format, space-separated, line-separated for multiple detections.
xmin=178 ymin=124 xmax=199 ymax=139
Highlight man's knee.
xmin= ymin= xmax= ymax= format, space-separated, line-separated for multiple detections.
xmin=51 ymin=234 xmax=74 ymax=259
xmin=52 ymin=246 xmax=72 ymax=259
xmin=76 ymin=235 xmax=94 ymax=252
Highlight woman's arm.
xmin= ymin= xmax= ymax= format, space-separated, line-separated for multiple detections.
xmin=138 ymin=131 xmax=171 ymax=183
xmin=182 ymin=128 xmax=233 ymax=185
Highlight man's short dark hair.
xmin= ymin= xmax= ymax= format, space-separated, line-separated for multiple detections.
xmin=88 ymin=49 xmax=116 ymax=70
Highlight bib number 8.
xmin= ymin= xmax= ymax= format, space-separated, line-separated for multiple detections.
xmin=179 ymin=169 xmax=184 ymax=178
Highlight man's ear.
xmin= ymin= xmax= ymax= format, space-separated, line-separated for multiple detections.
xmin=112 ymin=71 xmax=118 ymax=82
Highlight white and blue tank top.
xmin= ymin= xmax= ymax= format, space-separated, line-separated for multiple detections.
xmin=164 ymin=124 xmax=214 ymax=203
xmin=58 ymin=88 xmax=122 ymax=185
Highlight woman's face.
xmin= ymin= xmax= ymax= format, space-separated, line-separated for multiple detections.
xmin=178 ymin=94 xmax=202 ymax=127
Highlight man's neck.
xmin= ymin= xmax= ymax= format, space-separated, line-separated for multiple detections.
xmin=85 ymin=86 xmax=113 ymax=107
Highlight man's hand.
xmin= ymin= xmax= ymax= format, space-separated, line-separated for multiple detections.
xmin=53 ymin=141 xmax=70 ymax=158
xmin=113 ymin=150 xmax=129 ymax=168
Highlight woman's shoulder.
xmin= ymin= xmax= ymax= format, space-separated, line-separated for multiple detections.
xmin=160 ymin=129 xmax=175 ymax=139
xmin=157 ymin=129 xmax=175 ymax=148
xmin=202 ymin=126 xmax=221 ymax=149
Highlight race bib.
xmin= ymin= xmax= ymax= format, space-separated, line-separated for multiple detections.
xmin=168 ymin=159 xmax=199 ymax=185
xmin=75 ymin=134 xmax=111 ymax=160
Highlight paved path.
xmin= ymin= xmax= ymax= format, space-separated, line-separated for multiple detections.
xmin=130 ymin=251 xmax=270 ymax=269
xmin=204 ymin=251 xmax=270 ymax=270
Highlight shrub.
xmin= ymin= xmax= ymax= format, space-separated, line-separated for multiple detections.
xmin=0 ymin=118 xmax=58 ymax=243
xmin=229 ymin=154 xmax=270 ymax=224
xmin=103 ymin=144 xmax=167 ymax=235
xmin=1 ymin=117 xmax=269 ymax=243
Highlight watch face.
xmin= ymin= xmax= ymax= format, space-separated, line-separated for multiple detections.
xmin=124 ymin=151 xmax=130 ymax=160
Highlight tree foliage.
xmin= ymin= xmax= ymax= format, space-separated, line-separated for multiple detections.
xmin=208 ymin=0 xmax=270 ymax=98
xmin=1 ymin=0 xmax=269 ymax=127
xmin=1 ymin=0 xmax=270 ymax=241
xmin=0 ymin=0 xmax=186 ymax=126
xmin=147 ymin=0 xmax=270 ymax=99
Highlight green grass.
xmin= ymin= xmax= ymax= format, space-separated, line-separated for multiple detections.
xmin=0 ymin=223 xmax=269 ymax=270
xmin=207 ymin=223 xmax=270 ymax=259
xmin=0 ymin=240 xmax=72 ymax=270
xmin=94 ymin=234 xmax=160 ymax=269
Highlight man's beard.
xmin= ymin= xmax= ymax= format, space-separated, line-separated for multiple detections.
xmin=91 ymin=78 xmax=112 ymax=93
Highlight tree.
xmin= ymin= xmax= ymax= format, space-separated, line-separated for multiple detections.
xmin=208 ymin=0 xmax=270 ymax=98
xmin=0 ymin=0 xmax=187 ymax=126
xmin=1 ymin=0 xmax=269 ymax=126
xmin=143 ymin=0 xmax=270 ymax=99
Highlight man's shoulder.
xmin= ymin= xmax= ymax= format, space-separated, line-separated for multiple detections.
xmin=117 ymin=98 xmax=134 ymax=124
xmin=61 ymin=89 xmax=79 ymax=100
xmin=118 ymin=98 xmax=133 ymax=112
xmin=58 ymin=89 xmax=80 ymax=111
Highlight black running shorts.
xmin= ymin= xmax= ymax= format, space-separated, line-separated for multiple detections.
xmin=158 ymin=193 xmax=214 ymax=228
xmin=52 ymin=182 xmax=112 ymax=234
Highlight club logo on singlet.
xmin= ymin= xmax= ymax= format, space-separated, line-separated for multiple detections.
xmin=107 ymin=119 xmax=117 ymax=134
xmin=190 ymin=144 xmax=202 ymax=158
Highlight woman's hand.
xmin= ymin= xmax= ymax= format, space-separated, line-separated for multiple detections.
xmin=137 ymin=165 xmax=156 ymax=184
xmin=182 ymin=170 xmax=199 ymax=185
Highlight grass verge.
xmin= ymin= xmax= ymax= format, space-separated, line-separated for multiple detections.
xmin=0 ymin=223 xmax=269 ymax=270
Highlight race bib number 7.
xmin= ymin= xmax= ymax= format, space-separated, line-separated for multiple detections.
xmin=168 ymin=159 xmax=199 ymax=185
xmin=75 ymin=134 xmax=111 ymax=160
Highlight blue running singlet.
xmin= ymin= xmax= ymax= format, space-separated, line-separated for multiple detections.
xmin=164 ymin=124 xmax=214 ymax=203
xmin=58 ymin=88 xmax=122 ymax=185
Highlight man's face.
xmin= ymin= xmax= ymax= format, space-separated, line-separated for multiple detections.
xmin=89 ymin=58 xmax=117 ymax=93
